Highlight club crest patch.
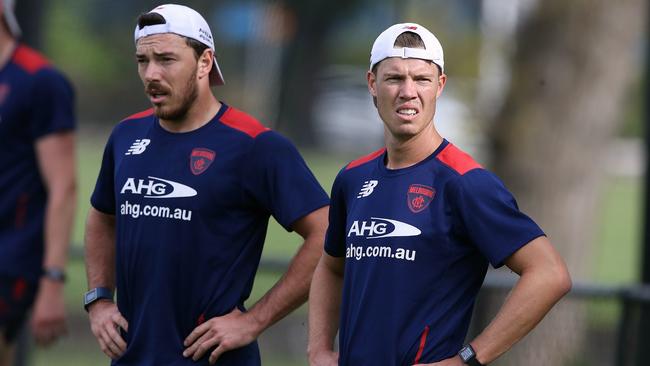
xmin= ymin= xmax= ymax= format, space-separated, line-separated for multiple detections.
xmin=407 ymin=184 xmax=435 ymax=213
xmin=190 ymin=148 xmax=215 ymax=175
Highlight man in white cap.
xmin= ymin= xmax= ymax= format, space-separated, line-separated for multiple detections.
xmin=308 ymin=23 xmax=571 ymax=366
xmin=84 ymin=4 xmax=329 ymax=365
xmin=0 ymin=0 xmax=76 ymax=365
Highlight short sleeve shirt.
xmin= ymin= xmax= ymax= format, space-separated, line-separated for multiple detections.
xmin=91 ymin=104 xmax=329 ymax=366
xmin=324 ymin=140 xmax=544 ymax=365
xmin=0 ymin=44 xmax=76 ymax=280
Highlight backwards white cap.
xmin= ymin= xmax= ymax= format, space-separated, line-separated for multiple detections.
xmin=3 ymin=0 xmax=21 ymax=38
xmin=134 ymin=4 xmax=225 ymax=86
xmin=369 ymin=23 xmax=444 ymax=72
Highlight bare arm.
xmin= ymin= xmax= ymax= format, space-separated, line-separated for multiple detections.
xmin=183 ymin=205 xmax=329 ymax=364
xmin=308 ymin=252 xmax=345 ymax=366
xmin=248 ymin=206 xmax=329 ymax=328
xmin=84 ymin=207 xmax=116 ymax=291
xmin=85 ymin=207 xmax=128 ymax=360
xmin=423 ymin=236 xmax=572 ymax=366
xmin=30 ymin=131 xmax=76 ymax=346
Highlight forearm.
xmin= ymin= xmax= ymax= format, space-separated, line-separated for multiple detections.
xmin=308 ymin=255 xmax=343 ymax=356
xmin=84 ymin=208 xmax=117 ymax=290
xmin=248 ymin=232 xmax=323 ymax=333
xmin=42 ymin=184 xmax=76 ymax=269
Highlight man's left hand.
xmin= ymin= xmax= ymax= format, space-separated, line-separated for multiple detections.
xmin=183 ymin=307 xmax=261 ymax=365
xmin=30 ymin=279 xmax=67 ymax=346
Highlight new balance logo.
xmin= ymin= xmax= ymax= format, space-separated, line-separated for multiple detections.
xmin=357 ymin=180 xmax=378 ymax=198
xmin=125 ymin=139 xmax=151 ymax=155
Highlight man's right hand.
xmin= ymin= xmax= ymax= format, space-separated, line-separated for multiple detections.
xmin=88 ymin=301 xmax=129 ymax=359
xmin=308 ymin=349 xmax=339 ymax=366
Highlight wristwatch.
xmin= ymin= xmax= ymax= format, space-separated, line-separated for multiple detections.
xmin=43 ymin=267 xmax=67 ymax=282
xmin=458 ymin=344 xmax=484 ymax=366
xmin=84 ymin=287 xmax=114 ymax=312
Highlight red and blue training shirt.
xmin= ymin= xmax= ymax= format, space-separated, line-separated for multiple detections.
xmin=0 ymin=44 xmax=76 ymax=281
xmin=91 ymin=103 xmax=329 ymax=365
xmin=325 ymin=139 xmax=544 ymax=365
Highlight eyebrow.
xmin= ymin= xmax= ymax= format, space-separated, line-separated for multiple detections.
xmin=135 ymin=51 xmax=177 ymax=58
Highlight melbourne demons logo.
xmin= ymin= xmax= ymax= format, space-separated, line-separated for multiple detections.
xmin=407 ymin=184 xmax=435 ymax=213
xmin=190 ymin=148 xmax=215 ymax=175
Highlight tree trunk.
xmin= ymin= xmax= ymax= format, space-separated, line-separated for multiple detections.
xmin=482 ymin=0 xmax=645 ymax=364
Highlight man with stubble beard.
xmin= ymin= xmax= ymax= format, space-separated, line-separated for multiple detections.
xmin=84 ymin=4 xmax=329 ymax=366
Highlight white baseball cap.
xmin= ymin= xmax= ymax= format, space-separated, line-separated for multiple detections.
xmin=134 ymin=4 xmax=225 ymax=86
xmin=369 ymin=23 xmax=444 ymax=72
xmin=3 ymin=0 xmax=21 ymax=38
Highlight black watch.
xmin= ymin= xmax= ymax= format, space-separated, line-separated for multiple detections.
xmin=458 ymin=344 xmax=484 ymax=366
xmin=84 ymin=287 xmax=114 ymax=312
xmin=43 ymin=267 xmax=67 ymax=282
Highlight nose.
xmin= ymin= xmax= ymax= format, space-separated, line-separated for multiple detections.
xmin=141 ymin=61 xmax=162 ymax=83
xmin=399 ymin=78 xmax=417 ymax=100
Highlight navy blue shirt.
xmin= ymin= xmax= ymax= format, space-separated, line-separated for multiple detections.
xmin=0 ymin=44 xmax=76 ymax=280
xmin=91 ymin=104 xmax=329 ymax=365
xmin=324 ymin=140 xmax=544 ymax=365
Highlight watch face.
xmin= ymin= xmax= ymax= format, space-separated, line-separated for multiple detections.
xmin=85 ymin=289 xmax=98 ymax=304
xmin=459 ymin=346 xmax=475 ymax=362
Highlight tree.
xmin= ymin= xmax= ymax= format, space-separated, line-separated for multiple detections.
xmin=481 ymin=0 xmax=645 ymax=364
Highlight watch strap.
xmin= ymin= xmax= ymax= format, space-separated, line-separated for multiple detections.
xmin=84 ymin=287 xmax=114 ymax=312
xmin=43 ymin=267 xmax=67 ymax=282
xmin=458 ymin=344 xmax=485 ymax=366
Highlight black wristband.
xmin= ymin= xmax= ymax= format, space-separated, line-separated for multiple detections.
xmin=84 ymin=287 xmax=114 ymax=312
xmin=43 ymin=267 xmax=67 ymax=282
xmin=458 ymin=344 xmax=485 ymax=366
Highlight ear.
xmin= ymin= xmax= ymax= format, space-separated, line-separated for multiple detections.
xmin=436 ymin=72 xmax=447 ymax=99
xmin=197 ymin=48 xmax=214 ymax=81
xmin=367 ymin=70 xmax=377 ymax=98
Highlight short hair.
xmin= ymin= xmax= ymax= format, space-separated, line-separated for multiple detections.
xmin=136 ymin=12 xmax=209 ymax=60
xmin=371 ymin=31 xmax=441 ymax=75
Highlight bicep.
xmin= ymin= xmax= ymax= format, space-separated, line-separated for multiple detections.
xmin=291 ymin=206 xmax=329 ymax=240
xmin=504 ymin=236 xmax=566 ymax=276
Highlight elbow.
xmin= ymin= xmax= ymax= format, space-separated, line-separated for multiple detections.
xmin=554 ymin=264 xmax=572 ymax=298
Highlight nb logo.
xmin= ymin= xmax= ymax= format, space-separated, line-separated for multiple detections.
xmin=357 ymin=180 xmax=378 ymax=198
xmin=125 ymin=139 xmax=151 ymax=155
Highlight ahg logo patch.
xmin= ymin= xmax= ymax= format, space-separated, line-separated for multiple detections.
xmin=347 ymin=217 xmax=421 ymax=239
xmin=190 ymin=148 xmax=215 ymax=175
xmin=120 ymin=177 xmax=197 ymax=198
xmin=407 ymin=184 xmax=435 ymax=213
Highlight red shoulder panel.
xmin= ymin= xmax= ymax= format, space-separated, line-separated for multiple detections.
xmin=220 ymin=107 xmax=270 ymax=138
xmin=121 ymin=108 xmax=154 ymax=122
xmin=13 ymin=45 xmax=50 ymax=74
xmin=436 ymin=143 xmax=482 ymax=175
xmin=345 ymin=148 xmax=386 ymax=170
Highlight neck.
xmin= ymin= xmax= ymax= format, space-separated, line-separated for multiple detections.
xmin=384 ymin=123 xmax=443 ymax=169
xmin=0 ymin=32 xmax=16 ymax=69
xmin=159 ymin=89 xmax=221 ymax=133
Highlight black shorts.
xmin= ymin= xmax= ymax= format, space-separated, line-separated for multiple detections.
xmin=0 ymin=275 xmax=37 ymax=344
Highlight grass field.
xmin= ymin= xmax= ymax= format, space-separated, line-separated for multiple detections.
xmin=22 ymin=129 xmax=643 ymax=365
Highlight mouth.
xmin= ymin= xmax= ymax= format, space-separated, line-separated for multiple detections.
xmin=146 ymin=86 xmax=170 ymax=104
xmin=396 ymin=106 xmax=419 ymax=119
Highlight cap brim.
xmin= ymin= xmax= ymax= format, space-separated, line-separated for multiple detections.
xmin=209 ymin=56 xmax=225 ymax=86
